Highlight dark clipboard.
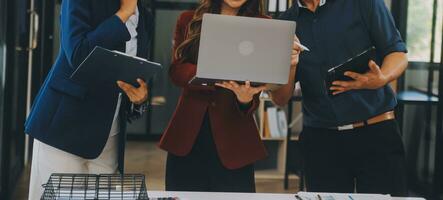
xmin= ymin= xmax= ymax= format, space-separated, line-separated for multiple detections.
xmin=325 ymin=46 xmax=376 ymax=96
xmin=70 ymin=46 xmax=162 ymax=87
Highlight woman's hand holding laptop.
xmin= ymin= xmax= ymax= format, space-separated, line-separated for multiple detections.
xmin=215 ymin=35 xmax=303 ymax=104
xmin=216 ymin=81 xmax=266 ymax=104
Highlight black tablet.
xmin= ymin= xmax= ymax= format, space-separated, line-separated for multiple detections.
xmin=325 ymin=46 xmax=376 ymax=96
xmin=70 ymin=46 xmax=162 ymax=87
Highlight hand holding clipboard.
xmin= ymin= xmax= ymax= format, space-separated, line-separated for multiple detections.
xmin=326 ymin=47 xmax=388 ymax=96
xmin=70 ymin=46 xmax=162 ymax=102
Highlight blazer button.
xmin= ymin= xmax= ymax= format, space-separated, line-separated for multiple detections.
xmin=211 ymin=102 xmax=216 ymax=107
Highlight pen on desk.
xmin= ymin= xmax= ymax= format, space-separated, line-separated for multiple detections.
xmin=348 ymin=195 xmax=355 ymax=200
xmin=294 ymin=195 xmax=304 ymax=200
xmin=294 ymin=41 xmax=310 ymax=52
xmin=317 ymin=194 xmax=322 ymax=200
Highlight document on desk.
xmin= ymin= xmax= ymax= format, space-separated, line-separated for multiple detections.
xmin=296 ymin=192 xmax=392 ymax=200
xmin=70 ymin=46 xmax=162 ymax=87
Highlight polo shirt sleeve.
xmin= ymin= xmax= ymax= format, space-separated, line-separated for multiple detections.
xmin=360 ymin=0 xmax=408 ymax=58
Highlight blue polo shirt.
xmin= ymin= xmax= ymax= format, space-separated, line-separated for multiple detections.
xmin=279 ymin=0 xmax=407 ymax=128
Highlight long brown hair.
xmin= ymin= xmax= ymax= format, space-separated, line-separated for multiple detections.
xmin=175 ymin=0 xmax=265 ymax=64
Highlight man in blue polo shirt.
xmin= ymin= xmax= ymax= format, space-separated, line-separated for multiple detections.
xmin=271 ymin=0 xmax=408 ymax=196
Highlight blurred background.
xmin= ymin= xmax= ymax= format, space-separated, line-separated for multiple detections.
xmin=0 ymin=0 xmax=442 ymax=199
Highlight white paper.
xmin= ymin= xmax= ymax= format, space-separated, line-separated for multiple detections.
xmin=297 ymin=192 xmax=392 ymax=200
xmin=267 ymin=107 xmax=280 ymax=138
xmin=279 ymin=0 xmax=288 ymax=12
xmin=277 ymin=109 xmax=288 ymax=137
xmin=267 ymin=108 xmax=288 ymax=138
xmin=268 ymin=0 xmax=277 ymax=12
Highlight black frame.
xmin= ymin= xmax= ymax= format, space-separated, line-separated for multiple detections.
xmin=391 ymin=0 xmax=443 ymax=198
xmin=32 ymin=0 xmax=57 ymax=97
xmin=435 ymin=24 xmax=443 ymax=198
xmin=0 ymin=0 xmax=30 ymax=199
xmin=0 ymin=0 xmax=7 ymax=197
xmin=25 ymin=0 xmax=58 ymax=162
xmin=433 ymin=9 xmax=443 ymax=198
xmin=284 ymin=96 xmax=303 ymax=190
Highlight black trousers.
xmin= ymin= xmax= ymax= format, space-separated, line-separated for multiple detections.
xmin=300 ymin=120 xmax=408 ymax=196
xmin=165 ymin=115 xmax=255 ymax=192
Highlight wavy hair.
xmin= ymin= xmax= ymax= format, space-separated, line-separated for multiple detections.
xmin=175 ymin=0 xmax=265 ymax=63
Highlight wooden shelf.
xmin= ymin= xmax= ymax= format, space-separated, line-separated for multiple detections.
xmin=256 ymin=91 xmax=304 ymax=187
xmin=260 ymin=136 xmax=299 ymax=141
xmin=255 ymin=169 xmax=299 ymax=180
xmin=261 ymin=137 xmax=286 ymax=141
xmin=290 ymin=135 xmax=300 ymax=141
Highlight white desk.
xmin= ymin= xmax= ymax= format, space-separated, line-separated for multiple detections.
xmin=148 ymin=191 xmax=425 ymax=200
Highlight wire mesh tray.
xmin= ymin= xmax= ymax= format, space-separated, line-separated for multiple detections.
xmin=41 ymin=173 xmax=149 ymax=200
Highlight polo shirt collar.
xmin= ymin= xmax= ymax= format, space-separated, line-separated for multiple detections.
xmin=297 ymin=0 xmax=326 ymax=8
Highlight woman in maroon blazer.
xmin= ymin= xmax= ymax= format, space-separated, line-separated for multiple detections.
xmin=159 ymin=0 xmax=271 ymax=192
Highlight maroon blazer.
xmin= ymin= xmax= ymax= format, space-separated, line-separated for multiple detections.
xmin=159 ymin=11 xmax=269 ymax=170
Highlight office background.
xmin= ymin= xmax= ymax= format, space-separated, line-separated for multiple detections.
xmin=0 ymin=0 xmax=442 ymax=200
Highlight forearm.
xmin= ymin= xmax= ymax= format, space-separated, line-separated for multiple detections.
xmin=380 ymin=52 xmax=408 ymax=83
xmin=61 ymin=0 xmax=131 ymax=69
xmin=271 ymin=67 xmax=296 ymax=106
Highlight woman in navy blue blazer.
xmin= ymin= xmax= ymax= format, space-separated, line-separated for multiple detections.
xmin=25 ymin=0 xmax=153 ymax=199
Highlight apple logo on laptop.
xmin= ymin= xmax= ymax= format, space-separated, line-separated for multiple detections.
xmin=238 ymin=41 xmax=254 ymax=56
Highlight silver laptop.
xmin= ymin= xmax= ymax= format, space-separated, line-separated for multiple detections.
xmin=189 ymin=13 xmax=296 ymax=87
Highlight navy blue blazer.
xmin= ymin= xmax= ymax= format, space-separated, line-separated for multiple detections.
xmin=25 ymin=0 xmax=153 ymax=173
